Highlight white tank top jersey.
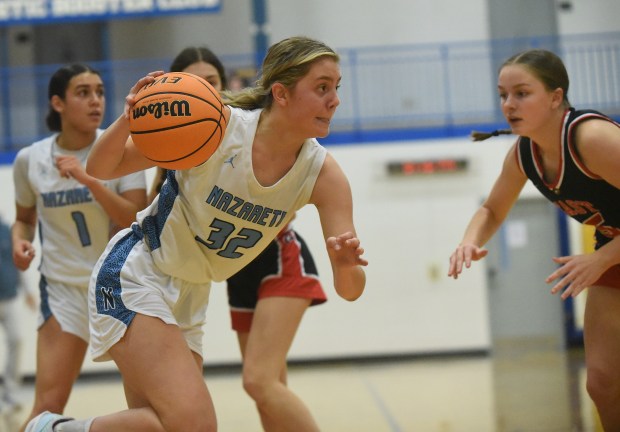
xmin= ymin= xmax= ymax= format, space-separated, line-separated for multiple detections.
xmin=13 ymin=130 xmax=147 ymax=288
xmin=137 ymin=107 xmax=327 ymax=284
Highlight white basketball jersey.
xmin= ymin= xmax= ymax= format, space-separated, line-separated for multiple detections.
xmin=13 ymin=131 xmax=146 ymax=288
xmin=136 ymin=107 xmax=327 ymax=283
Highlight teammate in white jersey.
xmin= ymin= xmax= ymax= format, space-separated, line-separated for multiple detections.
xmin=12 ymin=64 xmax=147 ymax=431
xmin=25 ymin=36 xmax=368 ymax=432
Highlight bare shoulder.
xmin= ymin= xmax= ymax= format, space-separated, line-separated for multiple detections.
xmin=576 ymin=119 xmax=620 ymax=159
xmin=575 ymin=118 xmax=620 ymax=147
xmin=319 ymin=153 xmax=349 ymax=185
xmin=311 ymin=153 xmax=351 ymax=206
xmin=576 ymin=119 xmax=620 ymax=179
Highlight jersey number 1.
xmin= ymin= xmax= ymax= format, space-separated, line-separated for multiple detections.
xmin=71 ymin=211 xmax=92 ymax=247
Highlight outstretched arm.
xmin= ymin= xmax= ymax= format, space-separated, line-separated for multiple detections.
xmin=448 ymin=143 xmax=527 ymax=279
xmin=311 ymin=154 xmax=367 ymax=301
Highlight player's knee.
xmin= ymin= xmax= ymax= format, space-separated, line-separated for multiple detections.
xmin=242 ymin=374 xmax=264 ymax=400
xmin=586 ymin=365 xmax=620 ymax=406
xmin=242 ymin=369 xmax=272 ymax=402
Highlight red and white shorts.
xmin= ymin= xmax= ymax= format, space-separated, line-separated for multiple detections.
xmin=226 ymin=227 xmax=326 ymax=332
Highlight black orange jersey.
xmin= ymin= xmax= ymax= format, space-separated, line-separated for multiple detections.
xmin=516 ymin=108 xmax=620 ymax=249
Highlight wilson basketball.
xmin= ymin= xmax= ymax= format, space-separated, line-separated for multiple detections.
xmin=129 ymin=72 xmax=227 ymax=169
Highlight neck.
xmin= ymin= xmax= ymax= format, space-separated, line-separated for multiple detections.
xmin=56 ymin=129 xmax=97 ymax=151
xmin=255 ymin=111 xmax=305 ymax=154
xmin=528 ymin=108 xmax=567 ymax=151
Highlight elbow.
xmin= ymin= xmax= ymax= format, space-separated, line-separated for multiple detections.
xmin=343 ymin=291 xmax=363 ymax=302
xmin=85 ymin=163 xmax=96 ymax=177
xmin=336 ymin=285 xmax=364 ymax=302
xmin=334 ymin=267 xmax=366 ymax=301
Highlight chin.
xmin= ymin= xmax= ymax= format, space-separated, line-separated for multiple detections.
xmin=315 ymin=127 xmax=330 ymax=139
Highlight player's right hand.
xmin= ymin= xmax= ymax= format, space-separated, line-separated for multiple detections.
xmin=124 ymin=71 xmax=165 ymax=118
xmin=448 ymin=243 xmax=488 ymax=279
xmin=13 ymin=240 xmax=35 ymax=271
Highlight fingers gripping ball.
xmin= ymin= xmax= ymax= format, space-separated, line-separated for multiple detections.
xmin=129 ymin=72 xmax=227 ymax=169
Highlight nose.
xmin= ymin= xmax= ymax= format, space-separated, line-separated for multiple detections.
xmin=502 ymin=94 xmax=516 ymax=110
xmin=330 ymin=91 xmax=340 ymax=109
xmin=91 ymin=92 xmax=104 ymax=105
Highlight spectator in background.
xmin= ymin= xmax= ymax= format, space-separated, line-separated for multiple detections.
xmin=0 ymin=214 xmax=36 ymax=414
xmin=227 ymin=70 xmax=253 ymax=92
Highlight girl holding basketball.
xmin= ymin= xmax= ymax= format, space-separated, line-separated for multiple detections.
xmin=148 ymin=46 xmax=327 ymax=431
xmin=26 ymin=36 xmax=367 ymax=432
xmin=12 ymin=64 xmax=147 ymax=432
xmin=448 ymin=49 xmax=620 ymax=430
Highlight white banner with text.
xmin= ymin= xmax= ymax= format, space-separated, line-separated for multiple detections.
xmin=0 ymin=0 xmax=221 ymax=25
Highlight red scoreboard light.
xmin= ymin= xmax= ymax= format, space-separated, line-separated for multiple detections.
xmin=386 ymin=158 xmax=468 ymax=176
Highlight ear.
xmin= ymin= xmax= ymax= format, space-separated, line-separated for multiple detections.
xmin=50 ymin=95 xmax=65 ymax=114
xmin=271 ymin=82 xmax=289 ymax=106
xmin=550 ymin=88 xmax=564 ymax=109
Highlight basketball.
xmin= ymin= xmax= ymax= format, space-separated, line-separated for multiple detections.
xmin=129 ymin=72 xmax=227 ymax=169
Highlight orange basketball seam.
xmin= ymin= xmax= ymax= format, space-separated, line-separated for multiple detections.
xmin=130 ymin=118 xmax=221 ymax=135
xmin=146 ymin=127 xmax=221 ymax=163
xmin=133 ymin=92 xmax=223 ymax=114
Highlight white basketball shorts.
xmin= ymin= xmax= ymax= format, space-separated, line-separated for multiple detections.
xmin=88 ymin=227 xmax=211 ymax=362
xmin=38 ymin=276 xmax=90 ymax=342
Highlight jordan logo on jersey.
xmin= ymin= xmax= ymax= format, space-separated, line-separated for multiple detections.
xmin=100 ymin=286 xmax=116 ymax=311
xmin=224 ymin=154 xmax=237 ymax=168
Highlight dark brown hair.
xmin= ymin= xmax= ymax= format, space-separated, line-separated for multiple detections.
xmin=46 ymin=64 xmax=101 ymax=132
xmin=170 ymin=46 xmax=227 ymax=89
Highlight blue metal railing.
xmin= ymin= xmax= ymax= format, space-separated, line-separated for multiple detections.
xmin=1 ymin=32 xmax=619 ymax=158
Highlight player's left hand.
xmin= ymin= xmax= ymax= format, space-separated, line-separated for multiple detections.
xmin=546 ymin=253 xmax=607 ymax=299
xmin=326 ymin=232 xmax=368 ymax=267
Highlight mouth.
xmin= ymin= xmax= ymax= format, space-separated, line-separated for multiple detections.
xmin=314 ymin=117 xmax=332 ymax=138
xmin=507 ymin=116 xmax=522 ymax=127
